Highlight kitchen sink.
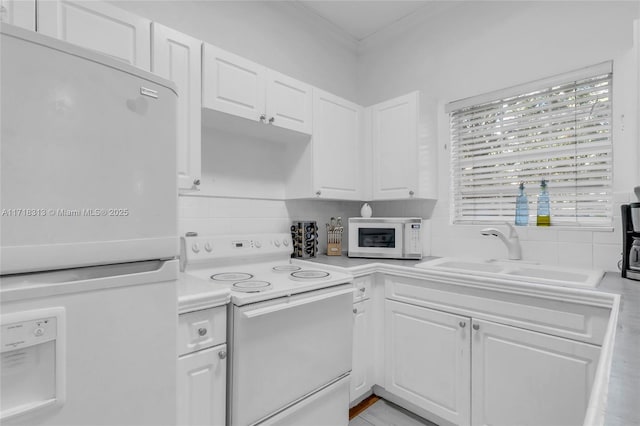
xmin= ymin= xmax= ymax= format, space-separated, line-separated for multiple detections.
xmin=416 ymin=257 xmax=604 ymax=288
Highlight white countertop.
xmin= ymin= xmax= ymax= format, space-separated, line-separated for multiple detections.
xmin=177 ymin=272 xmax=230 ymax=314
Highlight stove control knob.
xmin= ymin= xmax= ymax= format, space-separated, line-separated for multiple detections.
xmin=192 ymin=243 xmax=200 ymax=253
xmin=273 ymin=240 xmax=281 ymax=248
xmin=282 ymin=239 xmax=289 ymax=247
xmin=204 ymin=242 xmax=213 ymax=252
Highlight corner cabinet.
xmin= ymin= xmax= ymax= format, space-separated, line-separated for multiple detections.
xmin=0 ymin=0 xmax=35 ymax=30
xmin=151 ymin=23 xmax=202 ymax=191
xmin=370 ymin=92 xmax=419 ymax=200
xmin=202 ymin=44 xmax=312 ymax=135
xmin=367 ymin=91 xmax=436 ymax=200
xmin=385 ymin=300 xmax=470 ymax=425
xmin=37 ymin=0 xmax=151 ymax=70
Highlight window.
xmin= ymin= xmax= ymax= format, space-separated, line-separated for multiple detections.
xmin=446 ymin=62 xmax=613 ymax=227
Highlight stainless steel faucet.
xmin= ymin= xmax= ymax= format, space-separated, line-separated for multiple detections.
xmin=481 ymin=223 xmax=522 ymax=260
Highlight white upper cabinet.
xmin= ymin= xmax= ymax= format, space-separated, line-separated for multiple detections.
xmin=0 ymin=0 xmax=35 ymax=30
xmin=37 ymin=0 xmax=151 ymax=70
xmin=370 ymin=91 xmax=419 ymax=200
xmin=310 ymin=89 xmax=362 ymax=199
xmin=202 ymin=43 xmax=266 ymax=123
xmin=152 ymin=23 xmax=202 ymax=191
xmin=202 ymin=43 xmax=312 ymax=135
xmin=266 ymin=69 xmax=313 ymax=134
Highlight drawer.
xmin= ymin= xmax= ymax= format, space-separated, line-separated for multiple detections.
xmin=353 ymin=276 xmax=373 ymax=302
xmin=178 ymin=306 xmax=226 ymax=356
xmin=384 ymin=274 xmax=610 ymax=346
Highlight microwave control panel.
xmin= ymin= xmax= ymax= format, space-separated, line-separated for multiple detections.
xmin=405 ymin=223 xmax=422 ymax=255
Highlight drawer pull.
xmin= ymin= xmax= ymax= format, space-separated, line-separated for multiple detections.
xmin=198 ymin=328 xmax=207 ymax=337
xmin=473 ymin=324 xmax=480 ymax=331
xmin=218 ymin=351 xmax=227 ymax=359
xmin=459 ymin=321 xmax=466 ymax=328
xmin=359 ymin=287 xmax=366 ymax=293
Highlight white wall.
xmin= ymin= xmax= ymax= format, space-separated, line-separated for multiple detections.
xmin=357 ymin=1 xmax=640 ymax=271
xmin=112 ymin=0 xmax=358 ymax=101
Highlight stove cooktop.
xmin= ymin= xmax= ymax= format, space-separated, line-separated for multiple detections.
xmin=180 ymin=233 xmax=353 ymax=305
xmin=185 ymin=261 xmax=351 ymax=305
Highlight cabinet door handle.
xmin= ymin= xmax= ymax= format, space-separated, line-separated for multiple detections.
xmin=268 ymin=117 xmax=275 ymax=124
xmin=198 ymin=328 xmax=207 ymax=336
xmin=359 ymin=287 xmax=366 ymax=293
xmin=218 ymin=350 xmax=227 ymax=359
xmin=259 ymin=114 xmax=266 ymax=122
xmin=409 ymin=190 xmax=415 ymax=196
xmin=459 ymin=321 xmax=466 ymax=328
xmin=316 ymin=190 xmax=321 ymax=196
xmin=353 ymin=308 xmax=358 ymax=314
xmin=472 ymin=323 xmax=480 ymax=331
xmin=193 ymin=178 xmax=201 ymax=187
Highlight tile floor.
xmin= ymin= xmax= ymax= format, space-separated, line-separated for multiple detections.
xmin=349 ymin=399 xmax=437 ymax=426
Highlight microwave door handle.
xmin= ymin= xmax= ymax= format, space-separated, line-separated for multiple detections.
xmin=242 ymin=287 xmax=354 ymax=319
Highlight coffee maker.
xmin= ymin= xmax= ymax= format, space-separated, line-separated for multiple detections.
xmin=621 ymin=200 xmax=640 ymax=281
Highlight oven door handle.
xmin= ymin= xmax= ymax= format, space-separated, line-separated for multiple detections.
xmin=242 ymin=287 xmax=354 ymax=319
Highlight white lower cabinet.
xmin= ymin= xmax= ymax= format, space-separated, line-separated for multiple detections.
xmin=384 ymin=299 xmax=600 ymax=426
xmin=177 ymin=344 xmax=227 ymax=426
xmin=384 ymin=300 xmax=470 ymax=425
xmin=351 ymin=298 xmax=373 ymax=403
xmin=471 ymin=319 xmax=600 ymax=426
xmin=177 ymin=306 xmax=227 ymax=426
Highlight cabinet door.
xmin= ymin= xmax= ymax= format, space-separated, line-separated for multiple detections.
xmin=202 ymin=43 xmax=266 ymax=122
xmin=351 ymin=299 xmax=373 ymax=403
xmin=471 ymin=319 xmax=600 ymax=426
xmin=37 ymin=0 xmax=151 ymax=70
xmin=313 ymin=89 xmax=362 ymax=199
xmin=266 ymin=69 xmax=312 ymax=134
xmin=385 ymin=300 xmax=470 ymax=426
xmin=371 ymin=92 xmax=419 ymax=200
xmin=152 ymin=23 xmax=202 ymax=191
xmin=0 ymin=0 xmax=35 ymax=30
xmin=177 ymin=344 xmax=227 ymax=426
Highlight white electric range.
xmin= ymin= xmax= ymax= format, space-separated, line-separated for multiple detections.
xmin=180 ymin=233 xmax=354 ymax=426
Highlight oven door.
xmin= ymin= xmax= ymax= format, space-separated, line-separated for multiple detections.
xmin=230 ymin=284 xmax=353 ymax=426
xmin=348 ymin=222 xmax=403 ymax=258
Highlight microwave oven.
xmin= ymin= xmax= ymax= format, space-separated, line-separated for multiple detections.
xmin=348 ymin=217 xmax=422 ymax=259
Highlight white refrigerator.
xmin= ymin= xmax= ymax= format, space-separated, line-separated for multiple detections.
xmin=1 ymin=24 xmax=179 ymax=425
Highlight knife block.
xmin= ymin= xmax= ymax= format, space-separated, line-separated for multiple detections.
xmin=327 ymin=229 xmax=342 ymax=256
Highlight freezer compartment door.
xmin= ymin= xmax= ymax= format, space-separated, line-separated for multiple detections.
xmin=0 ymin=26 xmax=178 ymax=274
xmin=231 ymin=285 xmax=353 ymax=426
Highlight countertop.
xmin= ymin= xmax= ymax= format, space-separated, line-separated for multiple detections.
xmin=177 ymin=272 xmax=230 ymax=314
xmin=305 ymin=254 xmax=640 ymax=426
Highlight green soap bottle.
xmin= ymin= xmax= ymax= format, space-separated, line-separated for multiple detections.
xmin=536 ymin=179 xmax=550 ymax=226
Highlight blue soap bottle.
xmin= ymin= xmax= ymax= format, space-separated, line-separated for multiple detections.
xmin=515 ymin=182 xmax=529 ymax=226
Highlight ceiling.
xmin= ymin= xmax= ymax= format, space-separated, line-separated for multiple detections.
xmin=297 ymin=1 xmax=432 ymax=42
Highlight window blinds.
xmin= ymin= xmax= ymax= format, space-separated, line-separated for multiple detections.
xmin=448 ymin=62 xmax=613 ymax=226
